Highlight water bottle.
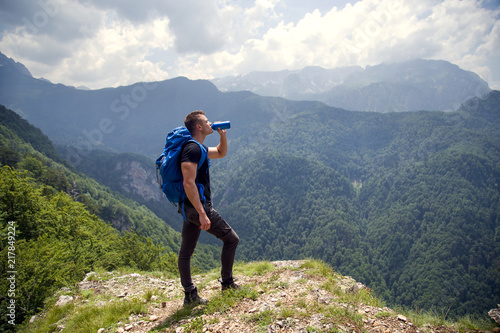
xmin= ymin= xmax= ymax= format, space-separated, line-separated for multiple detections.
xmin=211 ymin=121 xmax=231 ymax=130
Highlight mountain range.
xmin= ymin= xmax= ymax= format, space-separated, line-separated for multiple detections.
xmin=210 ymin=59 xmax=491 ymax=112
xmin=0 ymin=52 xmax=492 ymax=158
xmin=0 ymin=51 xmax=499 ymax=319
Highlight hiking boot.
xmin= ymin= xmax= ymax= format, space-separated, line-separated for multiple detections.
xmin=221 ymin=278 xmax=241 ymax=292
xmin=183 ymin=287 xmax=207 ymax=307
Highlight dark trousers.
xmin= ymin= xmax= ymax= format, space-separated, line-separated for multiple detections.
xmin=178 ymin=202 xmax=239 ymax=292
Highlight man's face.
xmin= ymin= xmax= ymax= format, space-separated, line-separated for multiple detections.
xmin=198 ymin=115 xmax=213 ymax=135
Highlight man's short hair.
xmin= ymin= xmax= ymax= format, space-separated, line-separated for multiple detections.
xmin=184 ymin=110 xmax=206 ymax=134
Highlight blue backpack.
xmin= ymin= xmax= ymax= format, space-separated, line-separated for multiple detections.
xmin=156 ymin=126 xmax=209 ymax=207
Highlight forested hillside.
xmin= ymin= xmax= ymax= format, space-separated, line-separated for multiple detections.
xmin=55 ymin=91 xmax=500 ymax=318
xmin=209 ymin=91 xmax=500 ymax=317
xmin=58 ymin=149 xmax=181 ymax=229
xmin=0 ymin=105 xmax=220 ymax=329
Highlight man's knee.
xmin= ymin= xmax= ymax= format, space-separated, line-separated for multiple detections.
xmin=178 ymin=248 xmax=195 ymax=260
xmin=222 ymin=230 xmax=239 ymax=246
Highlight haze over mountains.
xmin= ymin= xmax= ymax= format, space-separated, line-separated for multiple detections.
xmin=211 ymin=59 xmax=491 ymax=112
xmin=0 ymin=51 xmax=492 ymax=159
xmin=0 ymin=51 xmax=499 ymax=318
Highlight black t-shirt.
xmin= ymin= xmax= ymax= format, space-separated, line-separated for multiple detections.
xmin=179 ymin=141 xmax=211 ymax=205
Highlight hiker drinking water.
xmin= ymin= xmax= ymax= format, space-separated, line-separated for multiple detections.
xmin=157 ymin=110 xmax=240 ymax=306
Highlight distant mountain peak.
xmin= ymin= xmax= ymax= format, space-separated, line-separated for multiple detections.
xmin=211 ymin=59 xmax=491 ymax=112
xmin=0 ymin=51 xmax=32 ymax=77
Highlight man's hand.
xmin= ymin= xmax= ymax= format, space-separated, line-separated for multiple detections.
xmin=199 ymin=213 xmax=211 ymax=230
xmin=217 ymin=128 xmax=226 ymax=135
xmin=207 ymin=128 xmax=227 ymax=159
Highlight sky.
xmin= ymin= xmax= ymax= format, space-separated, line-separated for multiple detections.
xmin=0 ymin=0 xmax=499 ymax=90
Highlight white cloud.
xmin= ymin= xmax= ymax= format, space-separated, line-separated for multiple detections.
xmin=173 ymin=0 xmax=500 ymax=89
xmin=60 ymin=18 xmax=173 ymax=88
xmin=0 ymin=0 xmax=174 ymax=88
xmin=459 ymin=19 xmax=500 ymax=89
xmin=0 ymin=0 xmax=498 ymax=89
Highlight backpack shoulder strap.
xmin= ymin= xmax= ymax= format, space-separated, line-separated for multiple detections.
xmin=185 ymin=139 xmax=209 ymax=171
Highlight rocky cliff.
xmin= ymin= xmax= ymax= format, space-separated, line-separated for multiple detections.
xmin=24 ymin=260 xmax=497 ymax=333
xmin=116 ymin=159 xmax=163 ymax=202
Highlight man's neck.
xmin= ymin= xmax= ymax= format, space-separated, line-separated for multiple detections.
xmin=192 ymin=132 xmax=206 ymax=144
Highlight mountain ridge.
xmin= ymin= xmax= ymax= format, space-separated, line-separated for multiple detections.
xmin=0 ymin=53 xmax=492 ymax=159
xmin=0 ymin=52 xmax=32 ymax=77
xmin=211 ymin=59 xmax=491 ymax=112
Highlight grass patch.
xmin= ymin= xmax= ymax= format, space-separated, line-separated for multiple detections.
xmin=397 ymin=306 xmax=498 ymax=332
xmin=65 ymin=299 xmax=147 ymax=332
xmin=246 ymin=309 xmax=275 ymax=328
xmin=206 ymin=287 xmax=259 ymax=314
xmin=454 ymin=313 xmax=497 ymax=332
xmin=302 ymin=259 xmax=383 ymax=308
xmin=183 ymin=316 xmax=220 ymax=332
xmin=375 ymin=311 xmax=393 ymax=318
xmin=19 ymin=302 xmax=76 ymax=333
xmin=295 ymin=278 xmax=308 ymax=284
xmin=278 ymin=307 xmax=296 ymax=319
xmin=183 ymin=316 xmax=205 ymax=332
xmin=235 ymin=261 xmax=275 ymax=276
xmin=23 ymin=298 xmax=147 ymax=333
xmin=272 ymin=280 xmax=289 ymax=289
xmin=85 ymin=272 xmax=99 ymax=282
xmin=298 ymin=298 xmax=308 ymax=308
xmin=81 ymin=289 xmax=94 ymax=300
xmin=344 ymin=288 xmax=385 ymax=308
xmin=398 ymin=306 xmax=451 ymax=328
xmin=325 ymin=305 xmax=364 ymax=330
xmin=302 ymin=259 xmax=338 ymax=280
xmin=148 ymin=270 xmax=178 ymax=280
xmin=143 ymin=288 xmax=162 ymax=302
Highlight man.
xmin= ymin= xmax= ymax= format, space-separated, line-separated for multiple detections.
xmin=178 ymin=110 xmax=240 ymax=306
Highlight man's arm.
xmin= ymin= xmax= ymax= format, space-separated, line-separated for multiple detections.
xmin=207 ymin=129 xmax=227 ymax=159
xmin=181 ymin=161 xmax=211 ymax=230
